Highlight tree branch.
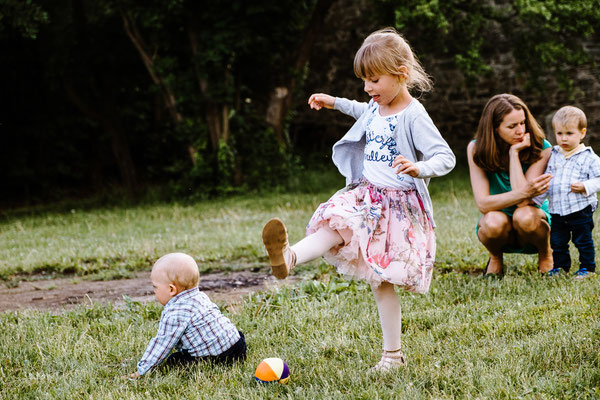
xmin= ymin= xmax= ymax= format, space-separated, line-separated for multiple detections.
xmin=121 ymin=12 xmax=182 ymax=124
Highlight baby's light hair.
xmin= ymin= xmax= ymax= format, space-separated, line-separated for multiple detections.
xmin=353 ymin=27 xmax=432 ymax=93
xmin=552 ymin=106 xmax=587 ymax=131
xmin=153 ymin=253 xmax=199 ymax=290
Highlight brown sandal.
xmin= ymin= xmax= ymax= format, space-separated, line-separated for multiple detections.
xmin=262 ymin=218 xmax=296 ymax=279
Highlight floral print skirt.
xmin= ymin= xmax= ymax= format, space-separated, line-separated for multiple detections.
xmin=306 ymin=180 xmax=436 ymax=293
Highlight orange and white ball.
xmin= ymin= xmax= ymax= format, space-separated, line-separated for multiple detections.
xmin=254 ymin=358 xmax=290 ymax=384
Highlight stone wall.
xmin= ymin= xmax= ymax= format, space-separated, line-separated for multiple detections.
xmin=291 ymin=0 xmax=600 ymax=165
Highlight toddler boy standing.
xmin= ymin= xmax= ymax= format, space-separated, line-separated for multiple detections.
xmin=128 ymin=252 xmax=246 ymax=379
xmin=542 ymin=106 xmax=600 ymax=278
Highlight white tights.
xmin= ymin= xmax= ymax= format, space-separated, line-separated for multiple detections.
xmin=371 ymin=281 xmax=402 ymax=351
xmin=292 ymin=227 xmax=401 ymax=351
xmin=290 ymin=226 xmax=344 ymax=265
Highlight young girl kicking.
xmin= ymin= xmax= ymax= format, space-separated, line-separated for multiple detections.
xmin=262 ymin=28 xmax=455 ymax=371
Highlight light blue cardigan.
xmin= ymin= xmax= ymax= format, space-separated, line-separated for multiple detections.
xmin=331 ymin=97 xmax=456 ymax=227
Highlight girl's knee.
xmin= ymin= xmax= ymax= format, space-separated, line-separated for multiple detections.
xmin=371 ymin=281 xmax=395 ymax=296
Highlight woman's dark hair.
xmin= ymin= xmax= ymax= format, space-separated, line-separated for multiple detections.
xmin=473 ymin=94 xmax=546 ymax=172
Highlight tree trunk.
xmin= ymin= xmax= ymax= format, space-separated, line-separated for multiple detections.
xmin=121 ymin=12 xmax=196 ymax=164
xmin=265 ymin=0 xmax=335 ymax=145
xmin=265 ymin=87 xmax=289 ymax=144
xmin=201 ymin=98 xmax=231 ymax=152
xmin=108 ymin=120 xmax=138 ymax=193
xmin=188 ymin=23 xmax=230 ymax=152
xmin=64 ymin=82 xmax=138 ymax=192
xmin=65 ymin=0 xmax=137 ymax=192
xmin=122 ymin=13 xmax=182 ymax=124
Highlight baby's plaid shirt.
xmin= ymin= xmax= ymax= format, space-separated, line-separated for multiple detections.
xmin=544 ymin=146 xmax=600 ymax=216
xmin=137 ymin=287 xmax=240 ymax=375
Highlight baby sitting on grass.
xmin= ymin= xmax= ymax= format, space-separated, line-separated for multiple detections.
xmin=127 ymin=252 xmax=246 ymax=379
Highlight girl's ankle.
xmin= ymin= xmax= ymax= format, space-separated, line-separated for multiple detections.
xmin=371 ymin=348 xmax=406 ymax=372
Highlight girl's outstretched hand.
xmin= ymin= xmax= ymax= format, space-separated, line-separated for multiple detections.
xmin=392 ymin=155 xmax=420 ymax=177
xmin=308 ymin=93 xmax=335 ymax=110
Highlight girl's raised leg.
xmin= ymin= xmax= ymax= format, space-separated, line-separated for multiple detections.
xmin=262 ymin=218 xmax=343 ymax=279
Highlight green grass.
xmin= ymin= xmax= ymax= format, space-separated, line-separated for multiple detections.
xmin=2 ymin=273 xmax=599 ymax=399
xmin=0 ymin=169 xmax=347 ymax=281
xmin=2 ymin=168 xmax=600 ymax=398
xmin=1 ymin=167 xmax=586 ymax=281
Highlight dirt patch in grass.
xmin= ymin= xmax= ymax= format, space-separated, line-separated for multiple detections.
xmin=0 ymin=270 xmax=297 ymax=312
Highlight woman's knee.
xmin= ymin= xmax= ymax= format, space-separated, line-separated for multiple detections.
xmin=513 ymin=207 xmax=544 ymax=233
xmin=479 ymin=212 xmax=511 ymax=238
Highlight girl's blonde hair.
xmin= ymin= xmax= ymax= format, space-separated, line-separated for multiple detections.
xmin=353 ymin=27 xmax=432 ymax=93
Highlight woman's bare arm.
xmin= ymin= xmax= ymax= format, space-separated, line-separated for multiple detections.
xmin=467 ymin=142 xmax=550 ymax=213
xmin=524 ymin=146 xmax=552 ymax=181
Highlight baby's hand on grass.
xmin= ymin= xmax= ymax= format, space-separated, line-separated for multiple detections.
xmin=392 ymin=155 xmax=419 ymax=177
xmin=571 ymin=182 xmax=586 ymax=194
xmin=122 ymin=371 xmax=141 ymax=380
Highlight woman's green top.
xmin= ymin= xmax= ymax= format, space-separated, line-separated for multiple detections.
xmin=487 ymin=139 xmax=552 ymax=220
xmin=477 ymin=139 xmax=552 ymax=254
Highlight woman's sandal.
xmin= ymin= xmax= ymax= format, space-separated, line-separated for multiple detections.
xmin=483 ymin=258 xmax=503 ymax=279
xmin=371 ymin=349 xmax=406 ymax=372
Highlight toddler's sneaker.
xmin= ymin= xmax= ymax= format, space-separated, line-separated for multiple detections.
xmin=262 ymin=218 xmax=296 ymax=279
xmin=545 ymin=268 xmax=562 ymax=277
xmin=573 ymin=268 xmax=595 ymax=280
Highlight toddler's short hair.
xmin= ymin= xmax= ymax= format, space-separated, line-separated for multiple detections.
xmin=552 ymin=106 xmax=587 ymax=131
xmin=154 ymin=253 xmax=199 ymax=290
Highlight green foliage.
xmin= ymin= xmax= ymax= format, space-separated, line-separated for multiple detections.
xmin=232 ymin=110 xmax=303 ymax=191
xmin=508 ymin=0 xmax=600 ymax=91
xmin=378 ymin=0 xmax=494 ymax=79
xmin=171 ymin=110 xmax=300 ymax=198
xmin=0 ymin=0 xmax=48 ymax=39
xmin=112 ymin=0 xmax=324 ymax=177
xmin=375 ymin=0 xmax=599 ymax=91
xmin=2 ymin=0 xmax=326 ymax=204
xmin=2 ymin=0 xmax=599 ymax=204
xmin=216 ymin=139 xmax=236 ymax=192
